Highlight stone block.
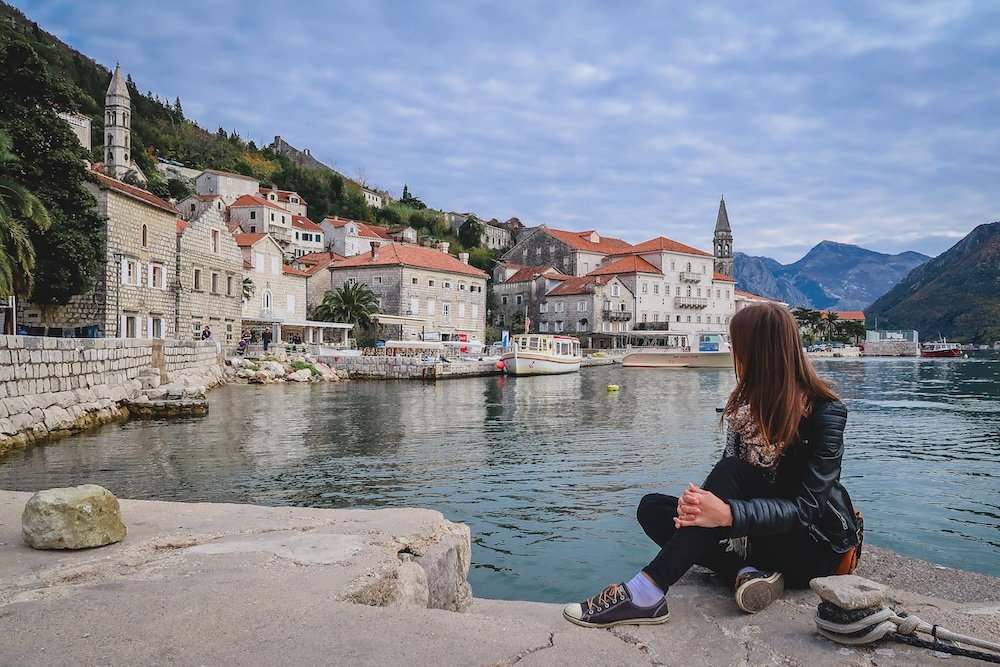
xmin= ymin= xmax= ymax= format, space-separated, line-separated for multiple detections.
xmin=21 ymin=484 xmax=127 ymax=550
xmin=809 ymin=575 xmax=888 ymax=610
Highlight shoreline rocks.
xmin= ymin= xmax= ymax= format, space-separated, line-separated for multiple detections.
xmin=21 ymin=484 xmax=127 ymax=549
xmin=226 ymin=355 xmax=349 ymax=384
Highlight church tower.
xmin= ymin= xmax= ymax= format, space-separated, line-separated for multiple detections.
xmin=713 ymin=196 xmax=734 ymax=277
xmin=104 ymin=64 xmax=131 ymax=179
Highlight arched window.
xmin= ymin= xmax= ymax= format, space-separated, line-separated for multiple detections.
xmin=263 ymin=290 xmax=272 ymax=310
xmin=141 ymin=224 xmax=148 ymax=247
xmin=107 ymin=133 xmax=113 ymax=147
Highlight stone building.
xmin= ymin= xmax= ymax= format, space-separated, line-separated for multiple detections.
xmin=291 ymin=216 xmax=325 ymax=258
xmin=228 ymin=194 xmax=294 ymax=246
xmin=102 ymin=64 xmax=145 ymax=182
xmin=481 ymin=220 xmax=513 ymax=250
xmin=501 ymin=226 xmax=633 ymax=277
xmin=326 ymin=243 xmax=488 ymax=342
xmin=492 ymin=265 xmax=569 ymax=331
xmin=292 ymin=252 xmax=346 ymax=311
xmin=194 ymin=169 xmax=260 ymax=205
xmin=362 ymin=187 xmax=384 ymax=209
xmin=259 ymin=185 xmax=308 ymax=217
xmin=177 ymin=194 xmax=226 ymax=222
xmin=537 ymin=275 xmax=634 ymax=341
xmin=57 ymin=111 xmax=92 ymax=151
xmin=20 ymin=172 xmax=179 ymax=338
xmin=175 ymin=208 xmax=244 ymax=345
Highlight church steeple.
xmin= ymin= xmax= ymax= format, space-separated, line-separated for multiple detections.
xmin=713 ymin=196 xmax=734 ymax=277
xmin=104 ymin=63 xmax=132 ymax=178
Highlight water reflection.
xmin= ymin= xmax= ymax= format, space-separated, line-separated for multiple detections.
xmin=0 ymin=357 xmax=997 ymax=602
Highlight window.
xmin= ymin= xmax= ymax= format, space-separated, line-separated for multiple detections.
xmin=641 ymin=283 xmax=648 ymax=294
xmin=193 ymin=269 xmax=202 ymax=290
xmin=577 ymin=301 xmax=587 ymax=311
xmin=555 ymin=321 xmax=564 ymax=332
xmin=540 ymin=302 xmax=548 ymax=313
xmin=263 ymin=290 xmax=272 ymax=310
xmin=459 ymin=303 xmax=466 ymax=317
xmin=602 ymin=322 xmax=611 ymax=332
xmin=535 ymin=247 xmax=541 ymax=256
xmin=687 ymin=286 xmax=692 ymax=297
xmin=373 ymin=276 xmax=382 ymax=284
xmin=250 ymin=211 xmax=256 ymax=220
xmin=150 ymin=264 xmax=165 ymax=289
xmin=190 ymin=203 xmax=196 ymax=212
xmin=516 ymin=295 xmax=523 ymax=305
xmin=501 ymin=295 xmax=507 ymax=305
xmin=226 ymin=321 xmax=233 ymax=343
xmin=291 ymin=197 xmax=298 ymax=204
xmin=151 ymin=317 xmax=163 ymax=339
xmin=348 ymin=278 xmax=356 ymax=286
xmin=249 ymin=225 xmax=256 ymax=233
xmin=141 ymin=225 xmax=148 ymax=247
xmin=211 ymin=273 xmax=219 ymax=294
xmin=555 ymin=302 xmax=564 ymax=313
xmin=212 ymin=230 xmax=219 ymax=254
xmin=122 ymin=259 xmax=139 ymax=286
xmin=270 ymin=213 xmax=275 ymax=222
xmin=409 ymin=298 xmax=419 ymax=314
xmin=686 ymin=262 xmax=692 ymax=272
xmin=287 ymin=294 xmax=296 ymax=313
xmin=472 ymin=304 xmax=478 ymax=319
xmin=227 ymin=276 xmax=233 ymax=296
xmin=618 ymin=322 xmax=627 ymax=332
xmin=271 ymin=257 xmax=279 ymax=275
xmin=428 ymin=279 xmax=435 ymax=287
xmin=716 ymin=290 xmax=721 ymax=299
xmin=460 ymin=283 xmax=466 ymax=291
xmin=412 ymin=277 xmax=418 ymax=285
xmin=686 ymin=315 xmax=692 ymax=322
xmin=255 ymin=253 xmax=264 ymax=273
xmin=653 ymin=313 xmax=659 ymax=322
xmin=670 ymin=261 xmax=675 ymax=271
xmin=725 ymin=290 xmax=730 ymax=299
xmin=653 ymin=284 xmax=659 ymax=295
xmin=697 ymin=288 xmax=702 ymax=297
xmin=443 ymin=303 xmax=451 ymax=322
xmin=642 ymin=313 xmax=648 ymax=322
xmin=611 ymin=284 xmax=620 ymax=297
xmin=696 ymin=315 xmax=702 ymax=323
xmin=540 ymin=322 xmax=549 ymax=332
xmin=444 ymin=281 xmax=452 ymax=290
xmin=124 ymin=315 xmax=138 ymax=338
xmin=676 ymin=315 xmax=681 ymax=322
xmin=427 ymin=299 xmax=435 ymax=315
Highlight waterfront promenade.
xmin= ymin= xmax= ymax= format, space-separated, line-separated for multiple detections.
xmin=1 ymin=490 xmax=997 ymax=666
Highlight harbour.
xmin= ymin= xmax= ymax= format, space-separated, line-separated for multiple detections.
xmin=1 ymin=356 xmax=997 ymax=604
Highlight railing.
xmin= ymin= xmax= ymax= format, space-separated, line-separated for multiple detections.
xmin=269 ymin=227 xmax=292 ymax=244
xmin=674 ymin=296 xmax=708 ymax=309
xmin=633 ymin=321 xmax=670 ymax=331
xmin=678 ymin=271 xmax=702 ymax=283
xmin=602 ymin=309 xmax=633 ymax=321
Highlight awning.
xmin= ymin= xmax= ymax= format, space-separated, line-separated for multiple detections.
xmin=282 ymin=320 xmax=354 ymax=330
xmin=372 ymin=314 xmax=428 ymax=326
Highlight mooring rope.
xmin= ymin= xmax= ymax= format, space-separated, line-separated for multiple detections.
xmin=815 ymin=602 xmax=1000 ymax=663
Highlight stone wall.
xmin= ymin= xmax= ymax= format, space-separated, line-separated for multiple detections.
xmin=320 ymin=354 xmax=498 ymax=380
xmin=862 ymin=341 xmax=920 ymax=356
xmin=0 ymin=335 xmax=222 ymax=455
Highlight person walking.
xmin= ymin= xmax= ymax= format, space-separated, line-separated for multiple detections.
xmin=563 ymin=302 xmax=862 ymax=628
xmin=262 ymin=327 xmax=272 ymax=352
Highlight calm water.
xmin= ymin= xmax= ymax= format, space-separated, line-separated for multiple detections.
xmin=1 ymin=356 xmax=998 ymax=602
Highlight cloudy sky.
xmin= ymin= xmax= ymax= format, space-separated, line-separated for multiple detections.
xmin=16 ymin=0 xmax=1000 ymax=262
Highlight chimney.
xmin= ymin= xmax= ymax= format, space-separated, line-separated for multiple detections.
xmin=459 ymin=252 xmax=469 ymax=265
xmin=436 ymin=241 xmax=450 ymax=253
xmin=370 ymin=241 xmax=380 ymax=259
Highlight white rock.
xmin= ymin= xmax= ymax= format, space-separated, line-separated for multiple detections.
xmin=287 ymin=369 xmax=313 ymax=382
xmin=22 ymin=484 xmax=127 ymax=550
xmin=810 ymin=575 xmax=888 ymax=610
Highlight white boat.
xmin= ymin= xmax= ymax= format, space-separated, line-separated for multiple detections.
xmin=622 ymin=332 xmax=733 ymax=368
xmin=501 ymin=334 xmax=582 ymax=376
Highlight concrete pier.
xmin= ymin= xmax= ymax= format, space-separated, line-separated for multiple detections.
xmin=1 ymin=491 xmax=997 ymax=666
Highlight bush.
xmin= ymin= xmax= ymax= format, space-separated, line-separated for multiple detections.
xmin=290 ymin=360 xmax=321 ymax=376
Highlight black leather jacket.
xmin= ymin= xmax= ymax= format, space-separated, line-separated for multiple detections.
xmin=727 ymin=398 xmax=861 ymax=554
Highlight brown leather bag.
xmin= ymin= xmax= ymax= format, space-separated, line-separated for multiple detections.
xmin=834 ymin=510 xmax=864 ymax=575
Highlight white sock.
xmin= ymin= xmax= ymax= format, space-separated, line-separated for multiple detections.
xmin=625 ymin=572 xmax=664 ymax=607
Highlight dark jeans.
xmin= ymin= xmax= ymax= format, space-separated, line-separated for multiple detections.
xmin=638 ymin=457 xmax=840 ymax=590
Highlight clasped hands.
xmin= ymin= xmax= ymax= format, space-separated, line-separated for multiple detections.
xmin=674 ymin=483 xmax=733 ymax=529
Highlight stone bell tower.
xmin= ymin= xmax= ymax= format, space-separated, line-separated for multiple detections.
xmin=713 ymin=195 xmax=733 ymax=277
xmin=104 ymin=63 xmax=131 ymax=179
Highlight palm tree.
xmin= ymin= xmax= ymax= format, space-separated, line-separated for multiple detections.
xmin=824 ymin=311 xmax=840 ymax=341
xmin=311 ymin=282 xmax=381 ymax=330
xmin=0 ymin=130 xmax=51 ymax=296
xmin=242 ymin=277 xmax=255 ymax=303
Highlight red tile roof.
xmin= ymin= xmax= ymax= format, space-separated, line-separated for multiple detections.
xmin=504 ymin=265 xmax=570 ymax=283
xmin=232 ymin=232 xmax=269 ymax=247
xmin=329 ymin=244 xmax=488 ymax=278
xmin=822 ymin=310 xmax=865 ymax=320
xmin=735 ymin=289 xmax=782 ymax=302
xmin=321 ymin=216 xmax=355 ymax=229
xmin=588 ymin=256 xmax=661 ymax=276
xmin=230 ymin=193 xmax=289 ymax=213
xmin=283 ymin=265 xmax=309 ymax=277
xmin=291 ymin=215 xmax=323 ymax=232
xmin=543 ymin=228 xmax=633 ymax=254
xmin=176 ymin=219 xmax=188 ymax=234
xmin=357 ymin=222 xmax=392 ymax=239
xmin=713 ymin=272 xmax=736 ymax=282
xmin=259 ymin=187 xmax=308 ymax=206
xmin=546 ymin=275 xmax=610 ymax=296
xmin=626 ymin=236 xmax=712 ymax=257
xmin=298 ymin=251 xmax=345 ymax=264
xmin=91 ymin=171 xmax=177 ymax=214
xmin=203 ymin=169 xmax=258 ymax=182
xmin=195 ymin=194 xmax=221 ymax=202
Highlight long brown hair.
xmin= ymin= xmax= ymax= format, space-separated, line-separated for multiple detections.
xmin=723 ymin=302 xmax=839 ymax=452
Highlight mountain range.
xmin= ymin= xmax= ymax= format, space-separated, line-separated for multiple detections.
xmin=733 ymin=241 xmax=930 ymax=310
xmin=865 ymin=222 xmax=1000 ymax=343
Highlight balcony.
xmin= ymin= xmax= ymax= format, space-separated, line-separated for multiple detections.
xmin=602 ymin=309 xmax=633 ymax=321
xmin=269 ymin=226 xmax=292 ymax=245
xmin=674 ymin=296 xmax=708 ymax=309
xmin=633 ymin=321 xmax=670 ymax=331
xmin=678 ymin=271 xmax=702 ymax=283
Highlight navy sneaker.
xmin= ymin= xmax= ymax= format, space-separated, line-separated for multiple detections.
xmin=563 ymin=583 xmax=670 ymax=628
xmin=735 ymin=570 xmax=784 ymax=613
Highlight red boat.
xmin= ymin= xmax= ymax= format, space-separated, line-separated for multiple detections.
xmin=921 ymin=340 xmax=962 ymax=358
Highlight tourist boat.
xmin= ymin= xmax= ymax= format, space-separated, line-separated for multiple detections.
xmin=622 ymin=332 xmax=733 ymax=368
xmin=920 ymin=339 xmax=962 ymax=358
xmin=500 ymin=334 xmax=582 ymax=376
